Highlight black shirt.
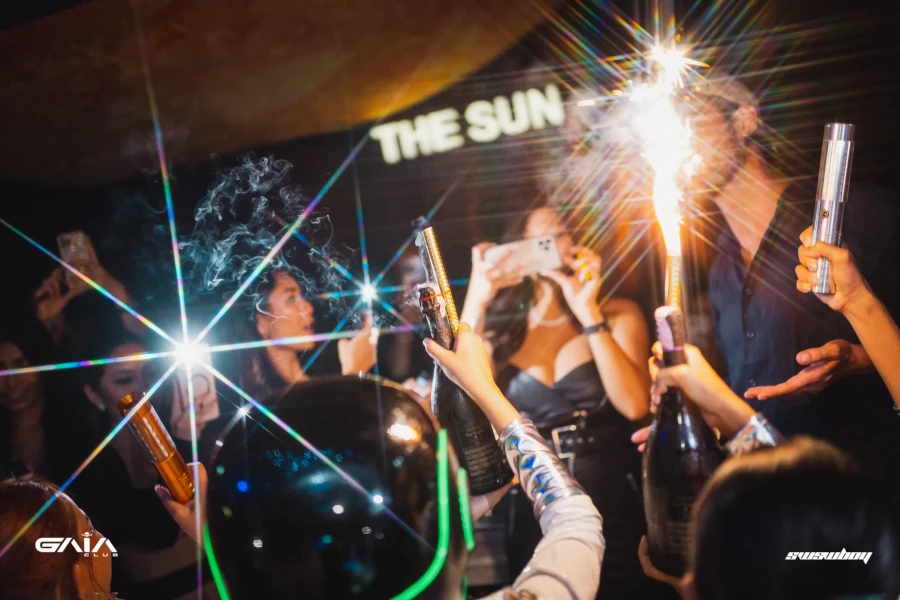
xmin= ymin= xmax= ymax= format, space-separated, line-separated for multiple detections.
xmin=707 ymin=178 xmax=900 ymax=481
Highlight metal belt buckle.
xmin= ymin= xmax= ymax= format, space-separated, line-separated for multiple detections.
xmin=551 ymin=424 xmax=578 ymax=473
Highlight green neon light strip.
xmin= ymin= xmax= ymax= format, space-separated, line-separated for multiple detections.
xmin=200 ymin=431 xmax=450 ymax=600
xmin=457 ymin=468 xmax=475 ymax=551
xmin=390 ymin=429 xmax=451 ymax=600
xmin=203 ymin=524 xmax=232 ymax=600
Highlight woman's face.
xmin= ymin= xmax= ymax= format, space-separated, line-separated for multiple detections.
xmin=64 ymin=492 xmax=113 ymax=597
xmin=523 ymin=207 xmax=575 ymax=259
xmin=88 ymin=342 xmax=148 ymax=423
xmin=0 ymin=342 xmax=42 ymax=415
xmin=256 ymin=272 xmax=316 ymax=351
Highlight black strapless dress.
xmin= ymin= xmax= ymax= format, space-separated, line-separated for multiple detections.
xmin=497 ymin=362 xmax=678 ymax=600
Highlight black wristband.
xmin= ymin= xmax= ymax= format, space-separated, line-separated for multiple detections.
xmin=583 ymin=318 xmax=611 ymax=336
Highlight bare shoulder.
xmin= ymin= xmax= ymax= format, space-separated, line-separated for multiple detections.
xmin=603 ymin=297 xmax=643 ymax=321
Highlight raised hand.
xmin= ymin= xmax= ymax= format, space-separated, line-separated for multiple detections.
xmin=338 ymin=312 xmax=378 ymax=375
xmin=796 ymin=225 xmax=872 ymax=314
xmin=466 ymin=242 xmax=524 ymax=307
xmin=156 ymin=462 xmax=208 ymax=544
xmin=423 ymin=322 xmax=520 ymax=431
xmin=542 ymin=245 xmax=603 ymax=326
xmin=652 ymin=344 xmax=755 ymax=436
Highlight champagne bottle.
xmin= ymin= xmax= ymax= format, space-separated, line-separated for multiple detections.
xmin=415 ymin=226 xmax=513 ymax=495
xmin=118 ymin=392 xmax=195 ymax=504
xmin=643 ymin=306 xmax=723 ymax=576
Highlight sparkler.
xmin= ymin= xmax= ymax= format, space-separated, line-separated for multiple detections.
xmin=630 ymin=43 xmax=704 ymax=310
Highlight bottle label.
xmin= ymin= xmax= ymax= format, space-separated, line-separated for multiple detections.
xmin=646 ymin=486 xmax=700 ymax=575
xmin=455 ymin=422 xmax=509 ymax=493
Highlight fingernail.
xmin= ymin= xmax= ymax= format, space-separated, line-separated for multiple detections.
xmin=154 ymin=485 xmax=165 ymax=497
xmin=799 ymin=283 xmax=811 ymax=292
xmin=799 ymin=352 xmax=809 ymax=363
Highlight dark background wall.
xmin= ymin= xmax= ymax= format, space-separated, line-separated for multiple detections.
xmin=2 ymin=0 xmax=899 ymax=371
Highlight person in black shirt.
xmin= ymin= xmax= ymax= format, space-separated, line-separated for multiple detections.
xmin=685 ymin=72 xmax=900 ymax=494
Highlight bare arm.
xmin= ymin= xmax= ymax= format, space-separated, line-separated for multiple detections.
xmin=585 ymin=299 xmax=651 ymax=420
xmin=843 ymin=290 xmax=900 ymax=409
xmin=797 ymin=232 xmax=900 ymax=409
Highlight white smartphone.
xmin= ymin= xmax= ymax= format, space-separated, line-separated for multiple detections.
xmin=171 ymin=349 xmax=221 ymax=440
xmin=57 ymin=231 xmax=93 ymax=289
xmin=483 ymin=235 xmax=564 ymax=279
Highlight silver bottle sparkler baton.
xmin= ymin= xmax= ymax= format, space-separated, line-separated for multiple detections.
xmin=811 ymin=123 xmax=855 ymax=294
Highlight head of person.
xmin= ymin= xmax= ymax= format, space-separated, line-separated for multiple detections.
xmin=684 ymin=73 xmax=762 ymax=198
xmin=205 ymin=376 xmax=469 ymax=599
xmin=253 ymin=270 xmax=316 ymax=352
xmin=393 ymin=247 xmax=427 ymax=291
xmin=0 ymin=319 xmax=48 ymax=421
xmin=483 ymin=202 xmax=581 ymax=364
xmin=0 ymin=479 xmax=113 ymax=600
xmin=0 ymin=318 xmax=58 ymax=476
xmin=682 ymin=437 xmax=900 ymax=600
xmin=81 ymin=330 xmax=150 ymax=428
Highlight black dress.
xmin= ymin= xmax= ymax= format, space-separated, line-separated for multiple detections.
xmin=497 ymin=362 xmax=678 ymax=600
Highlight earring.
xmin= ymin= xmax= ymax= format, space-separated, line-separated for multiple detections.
xmin=97 ymin=402 xmax=106 ymax=412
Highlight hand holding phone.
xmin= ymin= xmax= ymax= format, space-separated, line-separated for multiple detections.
xmin=483 ymin=235 xmax=564 ymax=280
xmin=171 ymin=352 xmax=221 ymax=441
xmin=57 ymin=231 xmax=96 ymax=292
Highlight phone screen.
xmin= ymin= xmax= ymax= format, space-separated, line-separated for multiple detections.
xmin=57 ymin=231 xmax=92 ymax=288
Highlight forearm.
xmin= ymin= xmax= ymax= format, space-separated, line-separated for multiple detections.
xmin=498 ymin=418 xmax=604 ymax=600
xmin=460 ymin=293 xmax=490 ymax=336
xmin=587 ymin=332 xmax=650 ymax=420
xmin=844 ymin=290 xmax=900 ymax=408
xmin=469 ymin=383 xmax=520 ymax=432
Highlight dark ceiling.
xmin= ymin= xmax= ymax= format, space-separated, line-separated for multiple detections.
xmin=0 ymin=0 xmax=555 ymax=185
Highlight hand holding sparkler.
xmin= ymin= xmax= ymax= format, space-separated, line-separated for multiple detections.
xmin=338 ymin=312 xmax=378 ymax=375
xmin=796 ymin=226 xmax=872 ymax=314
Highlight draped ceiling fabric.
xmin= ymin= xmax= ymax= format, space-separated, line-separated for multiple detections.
xmin=0 ymin=0 xmax=555 ymax=185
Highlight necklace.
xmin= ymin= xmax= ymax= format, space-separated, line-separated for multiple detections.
xmin=529 ymin=306 xmax=571 ymax=328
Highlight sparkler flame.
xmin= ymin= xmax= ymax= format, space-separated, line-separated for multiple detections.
xmin=631 ymin=44 xmax=704 ymax=258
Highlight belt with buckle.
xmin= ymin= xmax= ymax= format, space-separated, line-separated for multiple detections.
xmin=537 ymin=410 xmax=602 ymax=473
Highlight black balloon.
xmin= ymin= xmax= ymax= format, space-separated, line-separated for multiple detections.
xmin=207 ymin=375 xmax=468 ymax=599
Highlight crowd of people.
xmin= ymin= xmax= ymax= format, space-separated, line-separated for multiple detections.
xmin=1 ymin=73 xmax=900 ymax=600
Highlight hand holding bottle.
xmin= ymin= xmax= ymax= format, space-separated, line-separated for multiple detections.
xmin=634 ymin=343 xmax=756 ymax=451
xmin=423 ymin=322 xmax=520 ymax=431
xmin=156 ymin=462 xmax=207 ymax=544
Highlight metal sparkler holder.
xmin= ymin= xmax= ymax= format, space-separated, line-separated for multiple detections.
xmin=665 ymin=254 xmax=683 ymax=311
xmin=811 ymin=123 xmax=855 ymax=294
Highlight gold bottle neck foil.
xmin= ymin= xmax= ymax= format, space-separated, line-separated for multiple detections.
xmin=418 ymin=227 xmax=459 ymax=335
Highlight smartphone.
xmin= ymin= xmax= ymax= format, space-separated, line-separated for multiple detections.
xmin=483 ymin=235 xmax=564 ymax=279
xmin=171 ymin=349 xmax=221 ymax=440
xmin=57 ymin=231 xmax=92 ymax=289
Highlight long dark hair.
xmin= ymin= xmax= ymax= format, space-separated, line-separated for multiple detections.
xmin=239 ymin=268 xmax=296 ymax=402
xmin=482 ymin=204 xmax=579 ymax=365
xmin=0 ymin=479 xmax=83 ymax=600
xmin=0 ymin=317 xmax=90 ymax=484
xmin=692 ymin=437 xmax=900 ymax=600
